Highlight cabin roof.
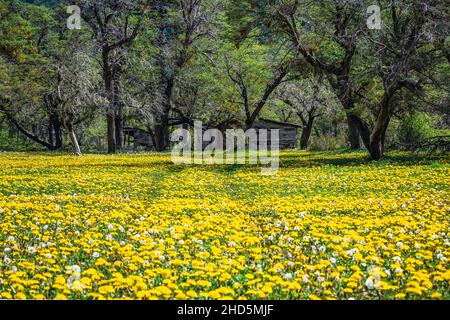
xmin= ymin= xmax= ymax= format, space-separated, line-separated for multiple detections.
xmin=123 ymin=126 xmax=151 ymax=134
xmin=255 ymin=118 xmax=302 ymax=128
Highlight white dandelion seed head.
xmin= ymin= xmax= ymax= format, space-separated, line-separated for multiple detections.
xmin=365 ymin=278 xmax=375 ymax=290
xmin=71 ymin=265 xmax=81 ymax=273
xmin=283 ymin=273 xmax=293 ymax=280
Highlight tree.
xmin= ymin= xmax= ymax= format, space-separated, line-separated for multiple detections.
xmin=0 ymin=1 xmax=62 ymax=150
xmin=223 ymin=41 xmax=294 ymax=130
xmin=241 ymin=0 xmax=448 ymax=159
xmin=1 ymin=1 xmax=102 ymax=155
xmin=45 ymin=32 xmax=102 ymax=156
xmin=356 ymin=0 xmax=448 ymax=159
xmin=1 ymin=0 xmax=448 ymax=156
xmin=76 ymin=0 xmax=150 ymax=153
xmin=276 ymin=72 xmax=335 ymax=149
xmin=145 ymin=0 xmax=220 ymax=151
xmin=273 ymin=0 xmax=368 ymax=150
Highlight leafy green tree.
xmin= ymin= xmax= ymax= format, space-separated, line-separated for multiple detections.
xmin=399 ymin=112 xmax=436 ymax=147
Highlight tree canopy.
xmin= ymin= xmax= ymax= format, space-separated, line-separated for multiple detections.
xmin=0 ymin=0 xmax=448 ymax=158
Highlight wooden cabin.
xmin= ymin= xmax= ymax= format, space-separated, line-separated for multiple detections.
xmin=251 ymin=118 xmax=301 ymax=149
xmin=123 ymin=119 xmax=300 ymax=152
xmin=123 ymin=127 xmax=155 ymax=151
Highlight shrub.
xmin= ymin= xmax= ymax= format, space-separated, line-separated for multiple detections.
xmin=398 ymin=112 xmax=436 ymax=147
xmin=0 ymin=130 xmax=42 ymax=152
xmin=309 ymin=134 xmax=347 ymax=151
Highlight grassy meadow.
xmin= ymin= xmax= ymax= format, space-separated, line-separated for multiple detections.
xmin=0 ymin=151 xmax=448 ymax=300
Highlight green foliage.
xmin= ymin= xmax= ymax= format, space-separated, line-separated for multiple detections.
xmin=0 ymin=130 xmax=42 ymax=151
xmin=22 ymin=0 xmax=62 ymax=7
xmin=1 ymin=0 xmax=449 ymax=155
xmin=309 ymin=135 xmax=347 ymax=151
xmin=0 ymin=2 xmax=34 ymax=62
xmin=398 ymin=112 xmax=436 ymax=146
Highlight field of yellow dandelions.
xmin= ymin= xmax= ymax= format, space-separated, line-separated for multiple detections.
xmin=0 ymin=151 xmax=448 ymax=300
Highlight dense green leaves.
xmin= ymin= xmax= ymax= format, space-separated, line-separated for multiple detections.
xmin=0 ymin=0 xmax=448 ymax=155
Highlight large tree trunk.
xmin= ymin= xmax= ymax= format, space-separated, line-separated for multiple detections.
xmin=106 ymin=113 xmax=116 ymax=154
xmin=347 ymin=115 xmax=360 ymax=150
xmin=380 ymin=117 xmax=390 ymax=156
xmin=48 ymin=123 xmax=53 ymax=146
xmin=64 ymin=118 xmax=81 ymax=156
xmin=113 ymin=65 xmax=124 ymax=152
xmin=154 ymin=114 xmax=170 ymax=152
xmin=49 ymin=113 xmax=63 ymax=149
xmin=103 ymin=47 xmax=116 ymax=154
xmin=68 ymin=131 xmax=81 ymax=156
xmin=114 ymin=108 xmax=123 ymax=152
xmin=368 ymin=140 xmax=383 ymax=160
xmin=54 ymin=123 xmax=63 ymax=150
xmin=368 ymin=96 xmax=391 ymax=160
xmin=154 ymin=74 xmax=174 ymax=152
xmin=330 ymin=74 xmax=362 ymax=151
xmin=334 ymin=79 xmax=361 ymax=150
xmin=8 ymin=122 xmax=15 ymax=138
xmin=300 ymin=117 xmax=314 ymax=150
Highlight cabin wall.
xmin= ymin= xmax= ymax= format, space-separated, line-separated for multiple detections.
xmin=252 ymin=121 xmax=299 ymax=149
xmin=124 ymin=121 xmax=299 ymax=152
xmin=123 ymin=128 xmax=155 ymax=151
